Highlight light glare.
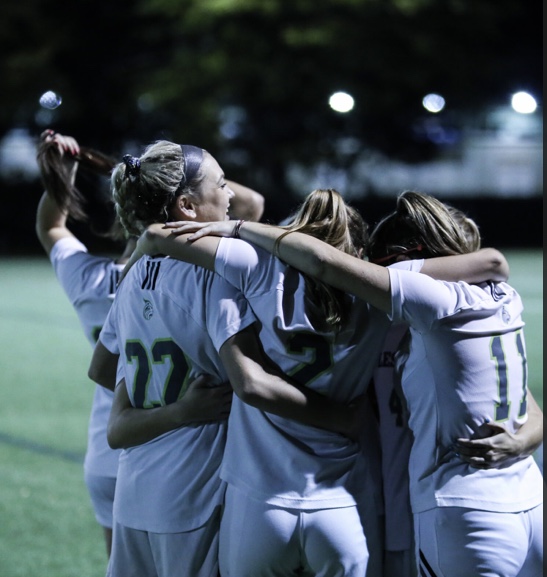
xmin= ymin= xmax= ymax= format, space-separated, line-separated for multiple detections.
xmin=329 ymin=92 xmax=354 ymax=113
xmin=422 ymin=93 xmax=445 ymax=113
xmin=511 ymin=92 xmax=537 ymax=114
xmin=39 ymin=91 xmax=62 ymax=110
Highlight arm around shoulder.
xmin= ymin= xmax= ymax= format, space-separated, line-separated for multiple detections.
xmin=420 ymin=248 xmax=509 ymax=284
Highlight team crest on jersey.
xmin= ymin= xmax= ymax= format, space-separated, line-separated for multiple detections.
xmin=143 ymin=298 xmax=154 ymax=320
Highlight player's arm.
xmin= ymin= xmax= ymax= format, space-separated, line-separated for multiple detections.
xmin=133 ymin=220 xmax=393 ymax=312
xmin=107 ymin=376 xmax=232 ymax=449
xmin=35 ymin=131 xmax=79 ymax=255
xmin=219 ymin=324 xmax=363 ymax=441
xmin=118 ymin=226 xmax=221 ymax=285
xmin=454 ymin=389 xmax=544 ymax=469
xmin=227 ymin=180 xmax=265 ymax=222
xmin=419 ymin=248 xmax=509 ymax=283
xmin=88 ymin=341 xmax=119 ymax=391
xmin=35 ymin=131 xmax=80 ymax=255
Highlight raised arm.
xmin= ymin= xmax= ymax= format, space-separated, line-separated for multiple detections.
xmin=227 ymin=180 xmax=265 ymax=222
xmin=35 ymin=132 xmax=81 ymax=255
xmin=219 ymin=324 xmax=363 ymax=440
xmin=106 ymin=376 xmax=233 ymax=449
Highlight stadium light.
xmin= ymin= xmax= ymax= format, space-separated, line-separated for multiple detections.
xmin=422 ymin=93 xmax=446 ymax=113
xmin=511 ymin=91 xmax=537 ymax=114
xmin=329 ymin=91 xmax=355 ymax=113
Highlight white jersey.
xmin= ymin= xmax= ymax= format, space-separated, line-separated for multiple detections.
xmin=215 ymin=238 xmax=392 ymax=509
xmin=99 ymin=255 xmax=255 ymax=533
xmin=388 ymin=268 xmax=543 ymax=513
xmin=373 ymin=322 xmax=413 ymax=552
xmin=373 ymin=259 xmax=423 ymax=552
xmin=50 ymin=236 xmax=122 ymax=477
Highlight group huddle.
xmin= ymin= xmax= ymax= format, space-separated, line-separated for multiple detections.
xmin=36 ymin=130 xmax=543 ymax=577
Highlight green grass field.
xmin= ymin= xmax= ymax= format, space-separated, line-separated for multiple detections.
xmin=0 ymin=250 xmax=543 ymax=576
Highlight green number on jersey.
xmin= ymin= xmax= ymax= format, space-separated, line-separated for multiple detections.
xmin=286 ymin=332 xmax=334 ymax=386
xmin=490 ymin=330 xmax=528 ymax=422
xmin=125 ymin=339 xmax=192 ymax=408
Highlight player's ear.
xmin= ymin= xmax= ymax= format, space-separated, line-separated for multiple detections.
xmin=174 ymin=195 xmax=197 ymax=220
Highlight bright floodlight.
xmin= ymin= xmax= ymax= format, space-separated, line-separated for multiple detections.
xmin=511 ymin=91 xmax=537 ymax=114
xmin=422 ymin=93 xmax=445 ymax=113
xmin=329 ymin=92 xmax=354 ymax=113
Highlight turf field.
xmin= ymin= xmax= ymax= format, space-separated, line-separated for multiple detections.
xmin=0 ymin=250 xmax=543 ymax=576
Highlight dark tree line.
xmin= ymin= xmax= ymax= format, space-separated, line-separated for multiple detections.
xmin=0 ymin=0 xmax=541 ymax=222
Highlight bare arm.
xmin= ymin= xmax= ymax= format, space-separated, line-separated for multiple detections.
xmin=35 ymin=132 xmax=81 ymax=256
xmin=420 ymin=248 xmax=509 ymax=284
xmin=227 ymin=180 xmax=265 ymax=222
xmin=88 ymin=340 xmax=119 ymax=391
xmin=118 ymin=224 xmax=221 ymax=284
xmin=454 ymin=389 xmax=544 ymax=469
xmin=35 ymin=192 xmax=73 ymax=256
xmin=148 ymin=220 xmax=393 ymax=312
xmin=219 ymin=325 xmax=363 ymax=440
xmin=107 ymin=376 xmax=233 ymax=449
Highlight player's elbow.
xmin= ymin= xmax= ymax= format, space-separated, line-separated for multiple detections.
xmin=483 ymin=248 xmax=510 ymax=282
xmin=106 ymin=422 xmax=124 ymax=450
xmin=87 ymin=365 xmax=114 ymax=392
xmin=231 ymin=376 xmax=264 ymax=407
xmin=248 ymin=192 xmax=265 ymax=222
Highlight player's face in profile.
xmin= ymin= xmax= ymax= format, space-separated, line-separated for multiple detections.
xmin=193 ymin=154 xmax=234 ymax=222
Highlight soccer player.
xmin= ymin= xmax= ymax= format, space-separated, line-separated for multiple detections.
xmin=35 ymin=129 xmax=134 ymax=558
xmin=35 ymin=130 xmax=265 ymax=562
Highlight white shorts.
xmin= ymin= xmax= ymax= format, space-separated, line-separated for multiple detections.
xmin=415 ymin=505 xmax=543 ymax=577
xmin=83 ymin=471 xmax=116 ymax=529
xmin=219 ymin=484 xmax=377 ymax=577
xmin=106 ymin=505 xmax=221 ymax=577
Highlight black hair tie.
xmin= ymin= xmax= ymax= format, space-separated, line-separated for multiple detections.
xmin=122 ymin=154 xmax=141 ymax=179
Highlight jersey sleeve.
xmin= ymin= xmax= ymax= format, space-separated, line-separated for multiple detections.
xmin=388 ymin=268 xmax=476 ymax=331
xmin=98 ymin=303 xmax=120 ymax=355
xmin=388 ymin=258 xmax=424 ymax=272
xmin=50 ymin=236 xmax=110 ymax=304
xmin=206 ymin=276 xmax=257 ymax=352
xmin=214 ymin=237 xmax=273 ymax=297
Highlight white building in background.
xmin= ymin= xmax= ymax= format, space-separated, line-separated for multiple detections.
xmin=288 ymin=103 xmax=543 ymax=200
xmin=1 ymin=102 xmax=542 ymax=199
xmin=0 ymin=128 xmax=41 ymax=182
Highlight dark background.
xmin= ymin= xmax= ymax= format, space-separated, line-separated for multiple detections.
xmin=0 ymin=0 xmax=542 ymax=255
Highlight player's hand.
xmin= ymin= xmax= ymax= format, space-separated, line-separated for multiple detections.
xmin=39 ymin=129 xmax=80 ymax=187
xmin=454 ymin=421 xmax=524 ymax=469
xmin=163 ymin=220 xmax=239 ymax=241
xmin=119 ymin=222 xmax=183 ymax=285
xmin=40 ymin=129 xmax=80 ymax=156
xmin=177 ymin=375 xmax=233 ymax=423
